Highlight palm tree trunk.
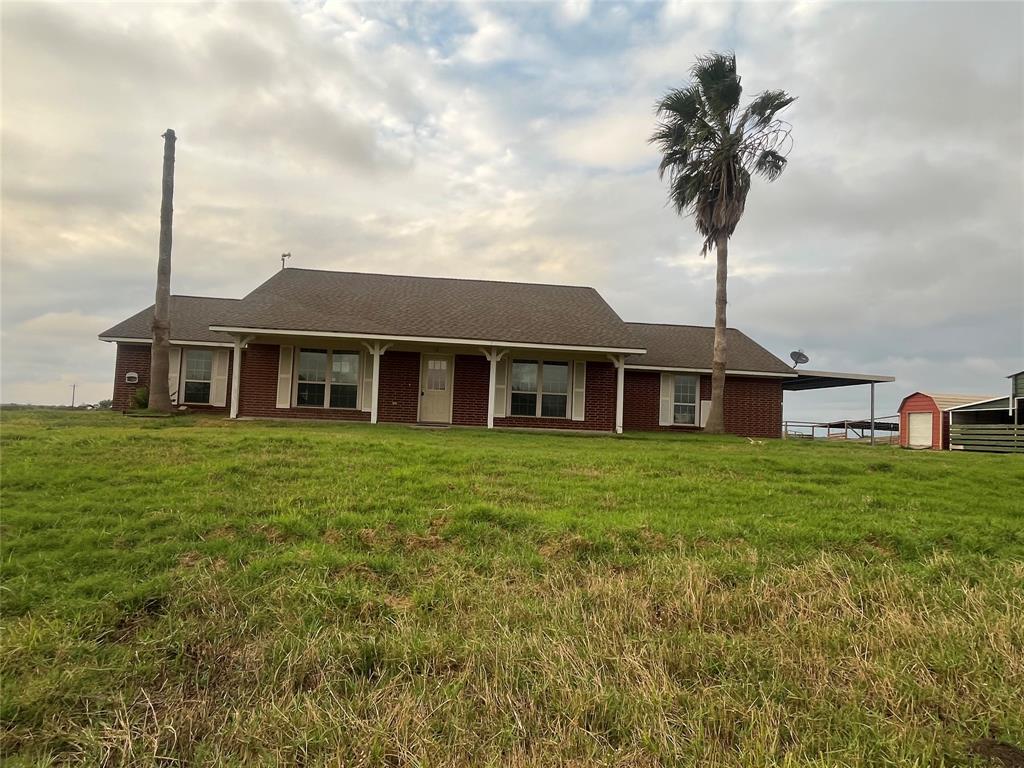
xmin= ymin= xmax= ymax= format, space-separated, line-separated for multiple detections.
xmin=149 ymin=129 xmax=176 ymax=413
xmin=704 ymin=234 xmax=728 ymax=433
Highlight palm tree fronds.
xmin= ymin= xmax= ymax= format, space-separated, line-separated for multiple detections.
xmin=754 ymin=149 xmax=787 ymax=181
xmin=741 ymin=89 xmax=796 ymax=129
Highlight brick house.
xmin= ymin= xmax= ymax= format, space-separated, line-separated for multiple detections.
xmin=100 ymin=268 xmax=835 ymax=437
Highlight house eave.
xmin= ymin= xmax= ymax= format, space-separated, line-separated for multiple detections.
xmin=206 ymin=325 xmax=647 ymax=355
xmin=98 ymin=336 xmax=235 ymax=348
xmin=624 ymin=364 xmax=797 ymax=378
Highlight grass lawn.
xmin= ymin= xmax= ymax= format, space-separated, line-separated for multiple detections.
xmin=1 ymin=409 xmax=1022 ymax=766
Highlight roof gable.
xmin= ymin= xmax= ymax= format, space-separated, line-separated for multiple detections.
xmin=99 ymin=296 xmax=239 ymax=344
xmin=209 ymin=269 xmax=642 ymax=351
xmin=624 ymin=322 xmax=792 ymax=375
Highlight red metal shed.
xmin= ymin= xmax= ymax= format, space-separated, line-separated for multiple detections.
xmin=898 ymin=392 xmax=998 ymax=450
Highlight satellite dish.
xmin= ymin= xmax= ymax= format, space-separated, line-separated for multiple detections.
xmin=790 ymin=349 xmax=809 ymax=368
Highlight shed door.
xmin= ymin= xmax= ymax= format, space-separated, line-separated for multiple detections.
xmin=908 ymin=412 xmax=933 ymax=448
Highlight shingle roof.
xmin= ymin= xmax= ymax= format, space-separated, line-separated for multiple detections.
xmin=921 ymin=393 xmax=1002 ymax=411
xmin=624 ymin=322 xmax=793 ymax=375
xmin=99 ymin=296 xmax=239 ymax=344
xmin=208 ymin=269 xmax=643 ymax=351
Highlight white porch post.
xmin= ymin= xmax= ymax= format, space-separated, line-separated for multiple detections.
xmin=608 ymin=354 xmax=624 ymax=434
xmin=481 ymin=347 xmax=507 ymax=429
xmin=229 ymin=335 xmax=252 ymax=419
xmin=364 ymin=342 xmax=392 ymax=425
xmin=870 ymin=381 xmax=876 ymax=447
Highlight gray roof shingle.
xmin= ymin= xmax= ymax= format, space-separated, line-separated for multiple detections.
xmin=624 ymin=322 xmax=793 ymax=374
xmin=208 ymin=269 xmax=643 ymax=350
xmin=99 ymin=296 xmax=239 ymax=344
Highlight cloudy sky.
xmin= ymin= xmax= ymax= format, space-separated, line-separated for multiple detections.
xmin=2 ymin=0 xmax=1022 ymax=419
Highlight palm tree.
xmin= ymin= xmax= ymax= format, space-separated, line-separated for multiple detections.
xmin=651 ymin=52 xmax=795 ymax=434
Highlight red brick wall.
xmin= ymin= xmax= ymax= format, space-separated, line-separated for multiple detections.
xmin=378 ymin=351 xmax=420 ymax=423
xmin=112 ymin=344 xmax=151 ymax=411
xmin=899 ymin=394 xmax=943 ymax=449
xmin=453 ymin=354 xmax=489 ymax=426
xmin=494 ymin=361 xmax=617 ymax=432
xmin=237 ymin=343 xmax=370 ymax=422
xmin=623 ymin=369 xmax=782 ymax=438
xmin=112 ymin=343 xmax=232 ymax=414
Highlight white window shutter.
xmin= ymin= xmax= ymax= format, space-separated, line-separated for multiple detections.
xmin=168 ymin=347 xmax=182 ymax=405
xmin=210 ymin=349 xmax=230 ymax=407
xmin=493 ymin=357 xmax=509 ymax=418
xmin=659 ymin=372 xmax=674 ymax=426
xmin=276 ymin=345 xmax=294 ymax=408
xmin=361 ymin=351 xmax=374 ymax=411
xmin=699 ymin=399 xmax=712 ymax=428
xmin=571 ymin=361 xmax=586 ymax=421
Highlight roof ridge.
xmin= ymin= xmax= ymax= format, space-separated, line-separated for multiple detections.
xmin=172 ymin=294 xmax=239 ymax=301
xmin=274 ymin=267 xmax=597 ymax=292
xmin=626 ymin=321 xmax=741 ymax=331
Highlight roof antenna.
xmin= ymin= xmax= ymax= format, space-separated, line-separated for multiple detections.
xmin=280 ymin=252 xmax=291 ymax=270
xmin=790 ymin=349 xmax=809 ymax=368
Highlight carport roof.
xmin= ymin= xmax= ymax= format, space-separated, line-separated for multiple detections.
xmin=781 ymin=369 xmax=896 ymax=391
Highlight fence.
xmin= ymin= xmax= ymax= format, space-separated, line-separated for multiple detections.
xmin=782 ymin=418 xmax=900 ymax=445
xmin=949 ymin=424 xmax=1023 ymax=454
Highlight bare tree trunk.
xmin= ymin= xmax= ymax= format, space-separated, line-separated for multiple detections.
xmin=149 ymin=129 xmax=176 ymax=413
xmin=704 ymin=234 xmax=728 ymax=433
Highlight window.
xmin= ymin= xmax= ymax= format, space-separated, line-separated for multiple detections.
xmin=182 ymin=349 xmax=213 ymax=404
xmin=510 ymin=360 xmax=570 ymax=418
xmin=673 ymin=374 xmax=698 ymax=425
xmin=426 ymin=359 xmax=447 ymax=391
xmin=541 ymin=362 xmax=568 ymax=417
xmin=297 ymin=349 xmax=359 ymax=408
xmin=510 ymin=360 xmax=538 ymax=416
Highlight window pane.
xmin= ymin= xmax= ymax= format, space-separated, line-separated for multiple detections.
xmin=511 ymin=361 xmax=538 ymax=392
xmin=541 ymin=393 xmax=567 ymax=418
xmin=296 ymin=382 xmax=326 ymax=406
xmin=330 ymin=383 xmax=358 ymax=409
xmin=298 ymin=349 xmax=327 ymax=383
xmin=426 ymin=359 xmax=447 ymax=391
xmin=184 ymin=381 xmax=211 ymax=404
xmin=185 ymin=350 xmax=213 ymax=382
xmin=674 ymin=375 xmax=697 ymax=405
xmin=542 ymin=362 xmax=568 ymax=395
xmin=331 ymin=352 xmax=359 ymax=386
xmin=674 ymin=404 xmax=696 ymax=425
xmin=510 ymin=392 xmax=537 ymax=416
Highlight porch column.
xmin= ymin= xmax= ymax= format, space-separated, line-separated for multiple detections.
xmin=481 ymin=347 xmax=507 ymax=429
xmin=364 ymin=342 xmax=392 ymax=424
xmin=608 ymin=354 xmax=625 ymax=434
xmin=229 ymin=335 xmax=252 ymax=419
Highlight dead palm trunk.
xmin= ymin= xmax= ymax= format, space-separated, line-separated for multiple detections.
xmin=149 ymin=129 xmax=176 ymax=413
xmin=704 ymin=234 xmax=728 ymax=433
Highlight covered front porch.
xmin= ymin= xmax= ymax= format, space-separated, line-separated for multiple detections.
xmin=218 ymin=330 xmax=636 ymax=433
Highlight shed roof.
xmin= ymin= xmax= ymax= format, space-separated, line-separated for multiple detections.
xmin=948 ymin=396 xmax=1011 ymax=412
xmin=623 ymin=323 xmax=793 ymax=375
xmin=99 ymin=296 xmax=239 ymax=344
xmin=209 ymin=269 xmax=643 ymax=352
xmin=919 ymin=393 xmax=1001 ymax=411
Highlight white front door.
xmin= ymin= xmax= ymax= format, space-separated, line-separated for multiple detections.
xmin=908 ymin=412 xmax=933 ymax=448
xmin=420 ymin=355 xmax=452 ymax=423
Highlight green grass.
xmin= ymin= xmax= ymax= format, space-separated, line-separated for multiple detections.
xmin=1 ymin=409 xmax=1022 ymax=766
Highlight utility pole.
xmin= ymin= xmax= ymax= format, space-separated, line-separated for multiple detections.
xmin=149 ymin=129 xmax=176 ymax=412
xmin=70 ymin=383 xmax=77 ymax=408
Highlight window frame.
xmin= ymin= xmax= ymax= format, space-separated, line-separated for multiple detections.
xmin=508 ymin=359 xmax=571 ymax=419
xmin=293 ymin=348 xmax=361 ymax=410
xmin=181 ymin=348 xmax=214 ymax=405
xmin=672 ymin=374 xmax=699 ymax=426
